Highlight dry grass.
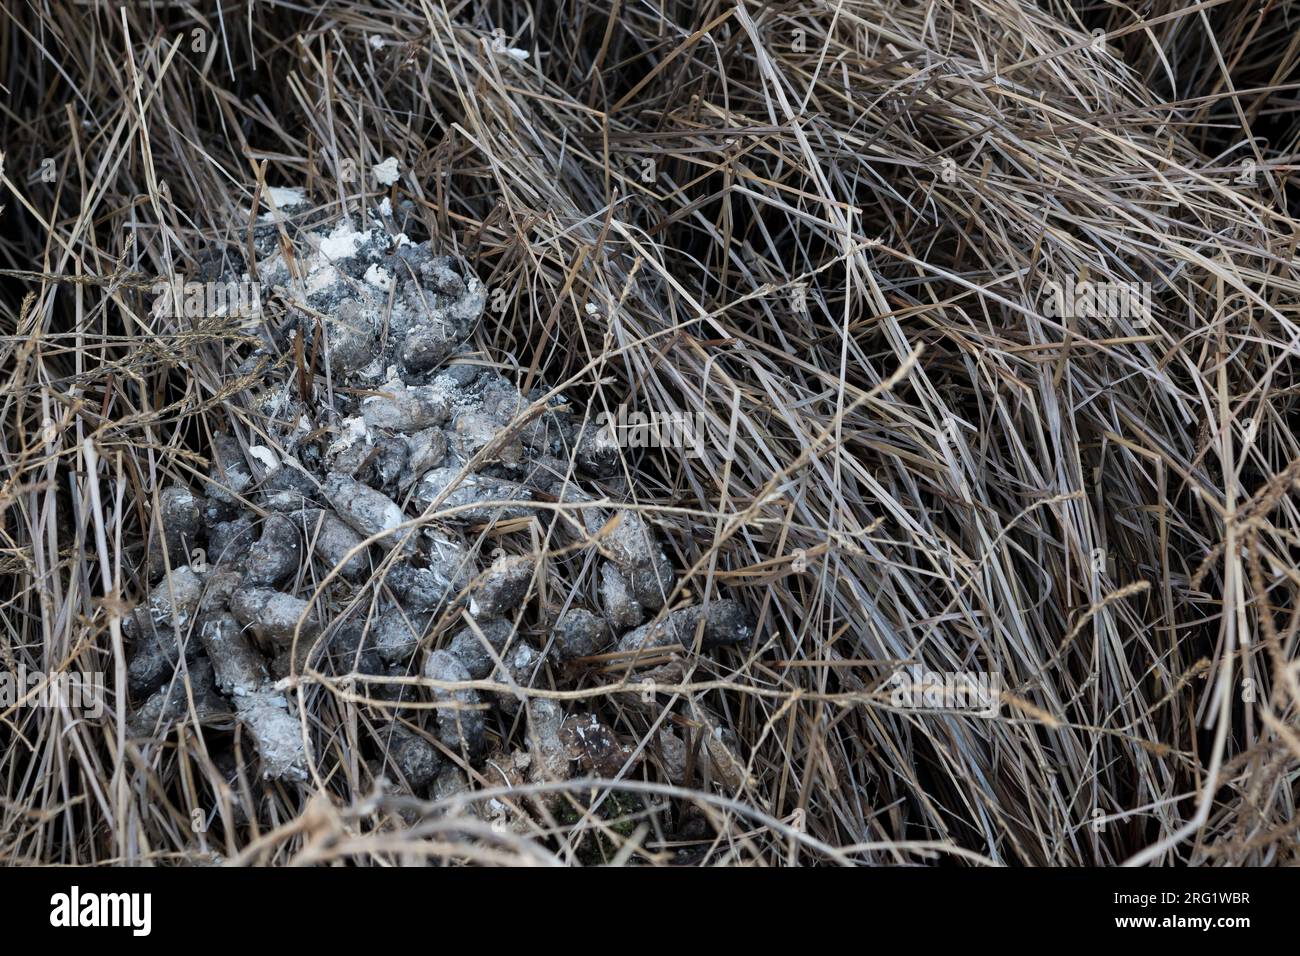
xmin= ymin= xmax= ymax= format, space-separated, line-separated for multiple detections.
xmin=1 ymin=0 xmax=1298 ymax=865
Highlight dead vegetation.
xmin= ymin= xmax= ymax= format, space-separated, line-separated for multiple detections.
xmin=1 ymin=0 xmax=1299 ymax=865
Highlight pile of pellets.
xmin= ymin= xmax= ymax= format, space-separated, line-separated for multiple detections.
xmin=125 ymin=198 xmax=754 ymax=810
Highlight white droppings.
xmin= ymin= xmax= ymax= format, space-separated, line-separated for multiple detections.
xmin=372 ymin=157 xmax=400 ymax=186
xmin=316 ymin=221 xmax=368 ymax=260
xmin=328 ymin=416 xmax=370 ymax=457
xmin=488 ymin=36 xmax=531 ymax=61
xmin=254 ymin=186 xmax=308 ymax=221
xmin=364 ymin=263 xmax=393 ymax=288
xmin=248 ymin=445 xmax=280 ymax=473
xmin=267 ymin=186 xmax=307 ymax=207
xmin=378 ymin=500 xmax=404 ymax=533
